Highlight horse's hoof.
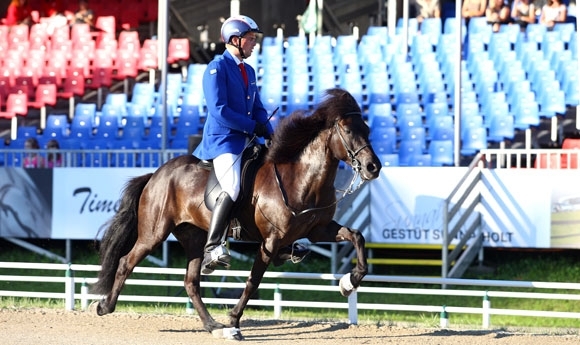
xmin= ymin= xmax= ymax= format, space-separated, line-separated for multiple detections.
xmin=95 ymin=299 xmax=113 ymax=316
xmin=212 ymin=327 xmax=244 ymax=341
xmin=339 ymin=273 xmax=356 ymax=297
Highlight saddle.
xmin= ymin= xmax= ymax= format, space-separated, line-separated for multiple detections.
xmin=199 ymin=144 xmax=265 ymax=240
xmin=198 ymin=143 xmax=311 ymax=266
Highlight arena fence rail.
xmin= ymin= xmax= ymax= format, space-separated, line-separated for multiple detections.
xmin=1 ymin=262 xmax=580 ymax=328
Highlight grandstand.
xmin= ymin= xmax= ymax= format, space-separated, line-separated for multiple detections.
xmin=0 ymin=2 xmax=578 ymax=168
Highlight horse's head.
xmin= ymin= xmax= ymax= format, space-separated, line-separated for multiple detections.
xmin=324 ymin=89 xmax=382 ymax=181
xmin=331 ymin=108 xmax=382 ymax=181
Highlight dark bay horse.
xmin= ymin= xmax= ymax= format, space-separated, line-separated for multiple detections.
xmin=91 ymin=88 xmax=382 ymax=340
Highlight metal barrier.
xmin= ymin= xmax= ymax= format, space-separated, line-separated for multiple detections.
xmin=1 ymin=262 xmax=579 ymax=327
xmin=0 ymin=148 xmax=187 ymax=168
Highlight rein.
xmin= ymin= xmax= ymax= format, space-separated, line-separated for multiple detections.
xmin=274 ymin=111 xmax=368 ymax=217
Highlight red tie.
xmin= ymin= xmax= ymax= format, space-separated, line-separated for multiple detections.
xmin=239 ymin=63 xmax=248 ymax=88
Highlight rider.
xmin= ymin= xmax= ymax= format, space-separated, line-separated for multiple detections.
xmin=194 ymin=15 xmax=303 ymax=275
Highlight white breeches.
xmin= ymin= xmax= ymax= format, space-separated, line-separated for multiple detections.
xmin=213 ymin=152 xmax=242 ymax=201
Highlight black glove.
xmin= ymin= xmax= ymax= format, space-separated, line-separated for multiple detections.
xmin=254 ymin=123 xmax=270 ymax=139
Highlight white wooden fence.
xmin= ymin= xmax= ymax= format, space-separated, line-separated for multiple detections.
xmin=1 ymin=261 xmax=580 ymax=327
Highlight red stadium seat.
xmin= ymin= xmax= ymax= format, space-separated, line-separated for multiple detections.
xmin=167 ymin=38 xmax=190 ymax=64
xmin=29 ymin=83 xmax=57 ymax=129
xmin=0 ymin=93 xmax=28 ymax=139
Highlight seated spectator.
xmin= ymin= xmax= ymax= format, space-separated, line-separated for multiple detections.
xmin=539 ymin=0 xmax=567 ymax=30
xmin=410 ymin=0 xmax=441 ymax=31
xmin=3 ymin=0 xmax=33 ymax=26
xmin=40 ymin=0 xmax=67 ymax=35
xmin=46 ymin=139 xmax=62 ymax=167
xmin=486 ymin=0 xmax=511 ymax=32
xmin=462 ymin=0 xmax=487 ymax=26
xmin=512 ymin=0 xmax=536 ymax=32
xmin=23 ymin=138 xmax=45 ymax=168
xmin=72 ymin=0 xmax=94 ymax=26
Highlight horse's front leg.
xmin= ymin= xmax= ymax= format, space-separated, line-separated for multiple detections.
xmin=308 ymin=220 xmax=367 ymax=297
xmin=224 ymin=240 xmax=274 ymax=340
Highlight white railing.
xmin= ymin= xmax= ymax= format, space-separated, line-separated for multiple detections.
xmin=482 ymin=148 xmax=580 ymax=169
xmin=1 ymin=262 xmax=580 ymax=327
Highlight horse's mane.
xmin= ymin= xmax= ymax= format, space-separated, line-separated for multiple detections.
xmin=265 ymin=88 xmax=360 ymax=164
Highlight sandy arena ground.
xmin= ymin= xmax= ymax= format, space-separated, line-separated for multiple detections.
xmin=1 ymin=307 xmax=579 ymax=345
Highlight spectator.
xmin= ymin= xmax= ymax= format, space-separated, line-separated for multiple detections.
xmin=3 ymin=0 xmax=33 ymax=26
xmin=539 ymin=0 xmax=567 ymax=30
xmin=410 ymin=0 xmax=441 ymax=31
xmin=512 ymin=0 xmax=536 ymax=31
xmin=72 ymin=0 xmax=94 ymax=26
xmin=40 ymin=0 xmax=67 ymax=35
xmin=23 ymin=137 xmax=45 ymax=168
xmin=46 ymin=139 xmax=62 ymax=167
xmin=486 ymin=0 xmax=511 ymax=32
xmin=462 ymin=0 xmax=487 ymax=26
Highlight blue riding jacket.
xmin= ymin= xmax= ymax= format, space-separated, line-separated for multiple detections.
xmin=193 ymin=49 xmax=273 ymax=160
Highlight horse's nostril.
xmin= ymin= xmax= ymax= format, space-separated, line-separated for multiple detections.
xmin=367 ymin=162 xmax=379 ymax=173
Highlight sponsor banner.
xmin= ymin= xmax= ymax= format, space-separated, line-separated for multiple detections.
xmin=369 ymin=168 xmax=552 ymax=248
xmin=52 ymin=168 xmax=155 ymax=239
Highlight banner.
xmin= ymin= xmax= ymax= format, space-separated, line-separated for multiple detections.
xmin=51 ymin=168 xmax=155 ymax=239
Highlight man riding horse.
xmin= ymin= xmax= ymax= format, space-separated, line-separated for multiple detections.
xmin=193 ymin=15 xmax=309 ymax=274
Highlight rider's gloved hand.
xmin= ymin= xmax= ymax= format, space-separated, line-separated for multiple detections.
xmin=253 ymin=123 xmax=270 ymax=139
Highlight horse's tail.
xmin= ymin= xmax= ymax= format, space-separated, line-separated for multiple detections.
xmin=91 ymin=173 xmax=153 ymax=295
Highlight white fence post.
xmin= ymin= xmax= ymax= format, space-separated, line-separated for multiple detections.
xmin=347 ymin=290 xmax=358 ymax=324
xmin=64 ymin=264 xmax=75 ymax=311
xmin=186 ymin=299 xmax=194 ymax=315
xmin=440 ymin=305 xmax=449 ymax=328
xmin=274 ymin=284 xmax=282 ymax=319
xmin=482 ymin=291 xmax=491 ymax=329
xmin=80 ymin=279 xmax=89 ymax=311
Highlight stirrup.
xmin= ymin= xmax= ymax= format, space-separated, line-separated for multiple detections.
xmin=201 ymin=246 xmax=231 ymax=274
xmin=273 ymin=242 xmax=310 ymax=266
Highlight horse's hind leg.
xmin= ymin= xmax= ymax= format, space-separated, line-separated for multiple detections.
xmin=97 ymin=236 xmax=165 ymax=315
xmin=173 ymin=225 xmax=225 ymax=333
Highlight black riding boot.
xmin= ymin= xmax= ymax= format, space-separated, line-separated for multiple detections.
xmin=201 ymin=191 xmax=234 ymax=274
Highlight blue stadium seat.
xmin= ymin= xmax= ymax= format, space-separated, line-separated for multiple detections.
xmin=401 ymin=126 xmax=426 ymax=151
xmin=553 ymin=22 xmax=575 ymax=44
xmin=408 ymin=153 xmax=432 ymax=167
xmin=366 ymin=72 xmax=390 ymax=104
xmin=45 ymin=114 xmax=69 ymax=139
xmin=460 ymin=126 xmax=487 ymax=155
xmin=105 ymin=92 xmax=128 ymax=108
xmin=526 ymin=23 xmax=547 ymax=43
xmin=95 ymin=114 xmax=121 ymax=140
xmin=425 ymin=102 xmax=449 ymax=122
xmin=488 ymin=115 xmax=515 ymax=142
xmin=17 ymin=126 xmax=38 ymax=140
xmin=370 ymin=114 xmax=396 ymax=129
xmin=538 ymin=90 xmax=567 ymax=117
xmin=377 ymin=153 xmax=399 ymax=167
xmin=371 ymin=126 xmax=397 ymax=154
xmin=513 ymin=100 xmax=540 ymax=129
xmin=428 ymin=139 xmax=454 ymax=166
xmin=395 ymin=102 xmax=421 ymax=118
xmin=173 ymin=113 xmax=201 ymax=140
xmin=421 ymin=17 xmax=442 ymax=46
xmin=398 ymin=139 xmax=424 ymax=166
xmin=367 ymin=103 xmax=393 ymax=125
xmin=121 ymin=116 xmax=146 ymax=140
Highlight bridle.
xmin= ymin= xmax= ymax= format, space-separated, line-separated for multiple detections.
xmin=274 ymin=111 xmax=370 ymax=217
xmin=334 ymin=111 xmax=371 ymax=174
